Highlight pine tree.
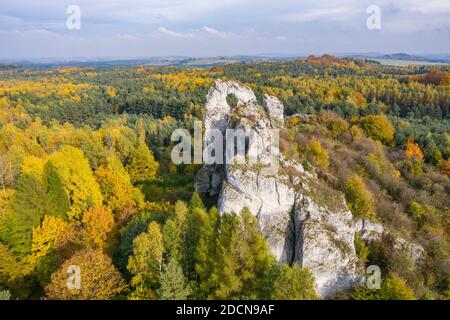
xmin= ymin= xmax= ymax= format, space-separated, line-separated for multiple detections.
xmin=158 ymin=257 xmax=191 ymax=300
xmin=194 ymin=207 xmax=219 ymax=298
xmin=207 ymin=209 xmax=275 ymax=299
xmin=185 ymin=193 xmax=207 ymax=278
xmin=189 ymin=192 xmax=205 ymax=211
xmin=116 ymin=211 xmax=155 ymax=272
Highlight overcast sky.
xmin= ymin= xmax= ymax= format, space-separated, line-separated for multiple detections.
xmin=0 ymin=0 xmax=449 ymax=59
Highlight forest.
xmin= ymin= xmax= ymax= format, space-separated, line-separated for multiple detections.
xmin=0 ymin=55 xmax=449 ymax=300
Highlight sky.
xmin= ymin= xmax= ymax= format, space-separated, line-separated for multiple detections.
xmin=0 ymin=0 xmax=449 ymax=60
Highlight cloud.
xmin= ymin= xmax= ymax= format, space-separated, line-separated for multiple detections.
xmin=115 ymin=33 xmax=140 ymax=41
xmin=201 ymin=26 xmax=228 ymax=38
xmin=0 ymin=28 xmax=60 ymax=38
xmin=0 ymin=0 xmax=449 ymax=59
xmin=0 ymin=14 xmax=23 ymax=28
xmin=280 ymin=7 xmax=355 ymax=22
xmin=408 ymin=1 xmax=450 ymax=14
xmin=158 ymin=27 xmax=194 ymax=38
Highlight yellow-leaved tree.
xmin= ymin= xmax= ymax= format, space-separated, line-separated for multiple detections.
xmin=30 ymin=215 xmax=68 ymax=262
xmin=306 ymin=139 xmax=329 ymax=169
xmin=45 ymin=248 xmax=126 ymax=300
xmin=126 ymin=142 xmax=159 ymax=183
xmin=354 ymin=114 xmax=395 ymax=145
xmin=95 ymin=157 xmax=143 ymax=214
xmin=45 ymin=146 xmax=103 ymax=220
xmin=405 ymin=137 xmax=424 ymax=161
xmin=81 ymin=206 xmax=115 ymax=250
xmin=345 ymin=175 xmax=375 ymax=218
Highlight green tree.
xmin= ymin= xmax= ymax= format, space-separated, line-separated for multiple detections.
xmin=127 ymin=222 xmax=164 ymax=288
xmin=407 ymin=201 xmax=425 ymax=219
xmin=116 ymin=211 xmax=155 ymax=272
xmin=0 ymin=157 xmax=48 ymax=256
xmin=208 ymin=209 xmax=275 ymax=299
xmin=158 ymin=257 xmax=191 ymax=300
xmin=189 ymin=192 xmax=205 ymax=211
xmin=272 ymin=264 xmax=318 ymax=300
xmin=162 ymin=201 xmax=188 ymax=263
xmin=185 ymin=193 xmax=208 ymax=278
xmin=186 ymin=207 xmax=208 ymax=279
xmin=194 ymin=207 xmax=219 ymax=298
xmin=126 ymin=142 xmax=159 ymax=183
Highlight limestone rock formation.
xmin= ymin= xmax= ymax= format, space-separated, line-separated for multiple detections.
xmin=196 ymin=80 xmax=424 ymax=298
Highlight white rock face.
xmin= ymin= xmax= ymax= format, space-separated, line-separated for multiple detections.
xmin=263 ymin=94 xmax=285 ymax=127
xmin=394 ymin=238 xmax=425 ymax=264
xmin=196 ymin=80 xmax=424 ymax=298
xmin=294 ymin=195 xmax=363 ymax=297
xmin=355 ymin=219 xmax=385 ymax=242
xmin=218 ymin=168 xmax=296 ymax=264
xmin=354 ymin=219 xmax=425 ymax=264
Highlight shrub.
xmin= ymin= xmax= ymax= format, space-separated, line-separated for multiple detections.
xmin=272 ymin=264 xmax=318 ymax=300
xmin=407 ymin=201 xmax=425 ymax=219
xmin=345 ymin=175 xmax=375 ymax=218
xmin=306 ymin=139 xmax=329 ymax=169
xmin=354 ymin=234 xmax=370 ymax=263
xmin=352 ymin=274 xmax=416 ymax=300
xmin=354 ymin=115 xmax=395 ymax=145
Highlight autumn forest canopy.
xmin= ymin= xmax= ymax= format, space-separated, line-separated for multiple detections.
xmin=0 ymin=56 xmax=449 ymax=300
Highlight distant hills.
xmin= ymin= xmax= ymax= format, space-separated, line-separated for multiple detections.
xmin=1 ymin=53 xmax=449 ymax=68
xmin=342 ymin=52 xmax=450 ymax=64
xmin=0 ymin=55 xmax=291 ymax=68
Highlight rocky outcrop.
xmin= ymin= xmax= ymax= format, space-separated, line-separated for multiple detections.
xmin=294 ymin=195 xmax=362 ymax=297
xmin=355 ymin=219 xmax=425 ymax=265
xmin=196 ymin=80 xmax=424 ymax=298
